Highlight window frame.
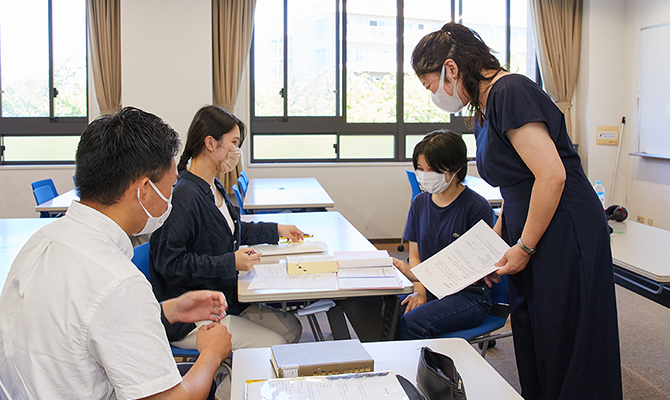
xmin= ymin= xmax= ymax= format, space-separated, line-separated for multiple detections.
xmin=0 ymin=0 xmax=88 ymax=165
xmin=249 ymin=0 xmax=537 ymax=163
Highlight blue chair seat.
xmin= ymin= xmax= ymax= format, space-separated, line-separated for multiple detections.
xmin=438 ymin=315 xmax=508 ymax=341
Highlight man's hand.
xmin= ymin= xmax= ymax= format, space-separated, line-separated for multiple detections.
xmin=196 ymin=323 xmax=232 ymax=363
xmin=278 ymin=224 xmax=304 ymax=242
xmin=235 ymin=247 xmax=262 ymax=271
xmin=162 ymin=291 xmax=228 ymax=325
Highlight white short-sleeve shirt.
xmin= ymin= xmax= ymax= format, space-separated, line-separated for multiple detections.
xmin=0 ymin=201 xmax=182 ymax=400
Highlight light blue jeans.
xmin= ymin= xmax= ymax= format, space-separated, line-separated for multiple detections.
xmin=395 ymin=285 xmax=492 ymax=340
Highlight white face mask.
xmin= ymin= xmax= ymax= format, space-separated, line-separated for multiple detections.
xmin=135 ymin=180 xmax=172 ymax=236
xmin=431 ymin=65 xmax=465 ymax=113
xmin=416 ymin=170 xmax=457 ymax=194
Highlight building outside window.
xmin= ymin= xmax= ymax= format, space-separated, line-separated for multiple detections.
xmin=0 ymin=0 xmax=88 ymax=165
xmin=251 ymin=0 xmax=537 ymax=162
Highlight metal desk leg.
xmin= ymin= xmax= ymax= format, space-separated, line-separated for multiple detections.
xmin=326 ymin=306 xmax=352 ymax=340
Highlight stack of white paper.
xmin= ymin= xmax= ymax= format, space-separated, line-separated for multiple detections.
xmin=247 ymin=241 xmax=329 ymax=256
xmin=413 ymin=220 xmax=510 ymax=299
xmin=337 ymin=267 xmax=403 ymax=290
xmin=334 ymin=250 xmax=393 ymax=269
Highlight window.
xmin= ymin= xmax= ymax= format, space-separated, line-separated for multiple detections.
xmin=0 ymin=0 xmax=88 ymax=164
xmin=250 ymin=0 xmax=537 ymax=163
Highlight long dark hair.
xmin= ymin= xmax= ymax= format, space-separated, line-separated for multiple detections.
xmin=177 ymin=105 xmax=246 ymax=171
xmin=411 ymin=22 xmax=503 ymax=126
xmin=412 ymin=130 xmax=468 ymax=183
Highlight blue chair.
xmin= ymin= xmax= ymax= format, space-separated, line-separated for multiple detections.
xmin=237 ymin=176 xmax=248 ymax=197
xmin=438 ymin=274 xmax=512 ymax=357
xmin=240 ymin=170 xmax=249 ymax=185
xmin=398 ymin=170 xmax=423 ymax=251
xmin=232 ymin=184 xmax=247 ymax=215
xmin=131 ymin=243 xmax=200 ymax=359
xmin=31 ymin=178 xmax=58 ymax=196
xmin=33 ymin=185 xmax=59 ymax=218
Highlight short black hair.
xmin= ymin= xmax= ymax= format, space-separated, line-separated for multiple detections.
xmin=412 ymin=129 xmax=468 ymax=182
xmin=75 ymin=107 xmax=180 ymax=206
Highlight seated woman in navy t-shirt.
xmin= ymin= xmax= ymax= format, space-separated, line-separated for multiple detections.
xmin=393 ymin=130 xmax=494 ymax=339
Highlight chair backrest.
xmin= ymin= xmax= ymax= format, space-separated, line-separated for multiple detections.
xmin=240 ymin=170 xmax=249 ymax=185
xmin=405 ymin=169 xmax=422 ymax=201
xmin=33 ymin=185 xmax=57 ymax=209
xmin=131 ymin=242 xmax=151 ymax=280
xmin=31 ymin=178 xmax=58 ymax=196
xmin=232 ymin=184 xmax=247 ymax=215
xmin=237 ymin=176 xmax=248 ymax=196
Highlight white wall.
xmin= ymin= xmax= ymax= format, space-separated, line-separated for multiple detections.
xmin=576 ymin=0 xmax=670 ymax=230
xmin=121 ymin=0 xmax=212 ymax=142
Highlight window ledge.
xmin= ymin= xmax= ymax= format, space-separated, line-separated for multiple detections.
xmin=0 ymin=164 xmax=76 ymax=171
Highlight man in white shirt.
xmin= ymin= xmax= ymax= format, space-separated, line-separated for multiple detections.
xmin=0 ymin=107 xmax=232 ymax=400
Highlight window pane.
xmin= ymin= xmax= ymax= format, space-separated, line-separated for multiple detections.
xmin=3 ymin=136 xmax=79 ymax=162
xmin=403 ymin=2 xmax=451 ymax=123
xmin=254 ymin=0 xmax=284 ymax=117
xmin=340 ymin=135 xmax=394 ymax=159
xmin=459 ymin=0 xmax=507 ymax=66
xmin=253 ymin=134 xmax=336 ymax=160
xmin=53 ymin=0 xmax=87 ymax=117
xmin=510 ymin=0 xmax=537 ymax=81
xmin=406 ymin=133 xmax=476 ymax=159
xmin=0 ymin=0 xmax=49 ymax=117
xmin=287 ymin=0 xmax=337 ymax=116
xmin=405 ymin=134 xmax=426 ymax=159
xmin=346 ymin=1 xmax=397 ymax=123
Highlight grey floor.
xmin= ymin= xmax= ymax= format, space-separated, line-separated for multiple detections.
xmin=296 ymin=242 xmax=670 ymax=399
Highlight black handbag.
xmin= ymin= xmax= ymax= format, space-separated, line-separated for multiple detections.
xmin=416 ymin=346 xmax=467 ymax=400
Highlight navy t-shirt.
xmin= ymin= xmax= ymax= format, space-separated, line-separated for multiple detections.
xmin=404 ymin=186 xmax=494 ymax=262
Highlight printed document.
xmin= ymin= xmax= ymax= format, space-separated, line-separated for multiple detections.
xmin=245 ymin=371 xmax=408 ymax=400
xmin=412 ymin=220 xmax=510 ymax=299
xmin=249 ymin=263 xmax=337 ymax=290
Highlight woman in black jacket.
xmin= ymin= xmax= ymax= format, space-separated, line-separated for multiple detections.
xmin=150 ymin=105 xmax=302 ymax=350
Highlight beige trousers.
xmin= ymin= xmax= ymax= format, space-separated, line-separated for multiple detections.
xmin=171 ymin=304 xmax=302 ymax=351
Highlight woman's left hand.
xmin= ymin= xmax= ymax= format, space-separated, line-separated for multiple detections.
xmin=278 ymin=224 xmax=304 ymax=242
xmin=494 ymin=245 xmax=531 ymax=276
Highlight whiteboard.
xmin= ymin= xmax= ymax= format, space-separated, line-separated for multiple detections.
xmin=638 ymin=22 xmax=670 ymax=157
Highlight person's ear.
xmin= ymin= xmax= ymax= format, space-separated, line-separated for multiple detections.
xmin=444 ymin=59 xmax=459 ymax=82
xmin=204 ymin=136 xmax=217 ymax=152
xmin=135 ymin=177 xmax=151 ymax=203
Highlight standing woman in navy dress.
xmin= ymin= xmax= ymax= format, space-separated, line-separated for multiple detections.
xmin=411 ymin=23 xmax=622 ymax=400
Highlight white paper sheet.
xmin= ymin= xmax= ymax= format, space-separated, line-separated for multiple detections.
xmin=337 ymin=267 xmax=397 ymax=278
xmin=334 ymin=250 xmax=393 ymax=269
xmin=246 ymin=241 xmax=329 ymax=256
xmin=245 ymin=371 xmax=409 ymax=400
xmin=412 ymin=220 xmax=510 ymax=299
xmin=248 ymin=273 xmax=337 ymax=290
xmin=337 ymin=276 xmax=403 ymax=290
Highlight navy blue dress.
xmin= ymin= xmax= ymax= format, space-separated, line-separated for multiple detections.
xmin=474 ymin=74 xmax=622 ymax=400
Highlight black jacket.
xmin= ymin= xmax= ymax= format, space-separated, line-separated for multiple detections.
xmin=149 ymin=170 xmax=278 ymax=340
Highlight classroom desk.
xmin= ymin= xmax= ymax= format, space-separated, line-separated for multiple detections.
xmin=34 ymin=189 xmax=78 ymax=214
xmin=609 ymin=220 xmax=670 ymax=305
xmin=0 ymin=218 xmax=55 ymax=290
xmin=243 ymin=177 xmax=334 ymax=212
xmin=463 ymin=175 xmax=503 ymax=207
xmin=231 ymin=337 xmax=523 ymax=400
xmin=240 ymin=212 xmax=413 ymax=341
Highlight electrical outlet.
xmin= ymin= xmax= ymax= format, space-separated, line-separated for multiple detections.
xmin=637 ymin=216 xmax=645 ymax=224
xmin=648 ymin=218 xmax=653 ymax=226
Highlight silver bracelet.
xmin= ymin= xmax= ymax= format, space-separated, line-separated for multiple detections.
xmin=517 ymin=238 xmax=536 ymax=255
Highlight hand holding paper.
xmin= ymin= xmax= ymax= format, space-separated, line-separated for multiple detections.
xmin=412 ymin=220 xmax=510 ymax=299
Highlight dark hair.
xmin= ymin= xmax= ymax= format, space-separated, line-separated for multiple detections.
xmin=75 ymin=107 xmax=180 ymax=206
xmin=178 ymin=105 xmax=246 ymax=171
xmin=412 ymin=129 xmax=468 ymax=182
xmin=411 ymin=22 xmax=503 ymax=126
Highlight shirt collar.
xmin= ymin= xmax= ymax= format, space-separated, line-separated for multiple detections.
xmin=66 ymin=201 xmax=134 ymax=259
